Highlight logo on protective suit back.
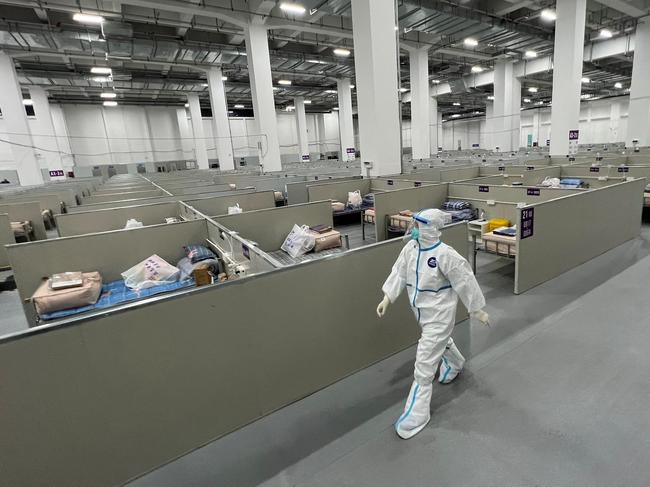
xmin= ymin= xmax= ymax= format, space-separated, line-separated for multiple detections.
xmin=427 ymin=257 xmax=437 ymax=268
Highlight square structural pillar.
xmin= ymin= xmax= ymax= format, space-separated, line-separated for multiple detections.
xmin=337 ymin=78 xmax=355 ymax=162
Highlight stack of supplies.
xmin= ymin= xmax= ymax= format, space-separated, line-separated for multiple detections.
xmin=362 ymin=193 xmax=375 ymax=207
xmin=331 ymin=201 xmax=345 ymax=212
xmin=486 ymin=218 xmax=510 ymax=232
xmin=31 ymin=271 xmax=103 ymax=316
xmin=309 ymin=224 xmax=341 ymax=252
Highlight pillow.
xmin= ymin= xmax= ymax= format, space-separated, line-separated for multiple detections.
xmin=184 ymin=244 xmax=217 ymax=264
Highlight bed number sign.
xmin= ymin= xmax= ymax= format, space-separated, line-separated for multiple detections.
xmin=242 ymin=244 xmax=250 ymax=260
xmin=49 ymin=170 xmax=65 ymax=177
xmin=590 ymin=167 xmax=600 ymax=173
xmin=498 ymin=166 xmax=506 ymax=171
xmin=387 ymin=179 xmax=394 ymax=186
xmin=521 ymin=208 xmax=535 ymax=239
xmin=479 ymin=186 xmax=490 ymax=193
xmin=618 ymin=166 xmax=629 ymax=173
xmin=414 ymin=181 xmax=422 ymax=187
xmin=527 ymin=188 xmax=540 ymax=196
xmin=526 ymin=166 xmax=535 ymax=171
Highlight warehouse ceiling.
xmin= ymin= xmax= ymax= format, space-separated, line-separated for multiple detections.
xmin=0 ymin=0 xmax=646 ymax=117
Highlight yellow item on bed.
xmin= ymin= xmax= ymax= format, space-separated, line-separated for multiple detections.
xmin=486 ymin=218 xmax=510 ymax=233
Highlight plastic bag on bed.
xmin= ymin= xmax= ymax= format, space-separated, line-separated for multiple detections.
xmin=121 ymin=254 xmax=180 ymax=291
xmin=124 ymin=218 xmax=144 ymax=229
xmin=281 ymin=224 xmax=315 ymax=258
xmin=347 ymin=190 xmax=363 ymax=209
xmin=228 ymin=204 xmax=243 ymax=214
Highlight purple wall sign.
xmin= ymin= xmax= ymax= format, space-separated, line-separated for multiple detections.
xmin=498 ymin=166 xmax=506 ymax=171
xmin=527 ymin=188 xmax=540 ymax=196
xmin=49 ymin=170 xmax=65 ymax=177
xmin=618 ymin=166 xmax=629 ymax=173
xmin=387 ymin=179 xmax=394 ymax=186
xmin=414 ymin=181 xmax=422 ymax=187
xmin=346 ymin=147 xmax=355 ymax=155
xmin=526 ymin=166 xmax=535 ymax=171
xmin=521 ymin=208 xmax=534 ymax=239
xmin=479 ymin=186 xmax=490 ymax=193
xmin=568 ymin=130 xmax=580 ymax=140
xmin=242 ymin=244 xmax=250 ymax=260
xmin=590 ymin=167 xmax=600 ymax=172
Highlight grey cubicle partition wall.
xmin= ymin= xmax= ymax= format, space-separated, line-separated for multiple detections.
xmin=515 ymin=179 xmax=645 ymax=294
xmin=66 ymin=188 xmax=257 ymax=213
xmin=0 ymin=193 xmax=66 ymax=215
xmin=81 ymin=189 xmax=165 ymax=205
xmin=55 ymin=202 xmax=183 ymax=237
xmin=183 ymin=191 xmax=276 ymax=217
xmin=7 ymin=220 xmax=210 ymax=326
xmin=286 ymin=176 xmax=362 ymax=205
xmin=439 ymin=166 xmax=481 ymax=182
xmin=0 ymin=213 xmax=13 ymax=268
xmin=561 ymin=164 xmax=650 ymax=180
xmin=0 ymin=222 xmax=468 ymax=487
xmin=369 ymin=178 xmax=423 ymax=191
xmin=214 ymin=201 xmax=333 ymax=251
xmin=0 ymin=202 xmax=47 ymax=240
xmin=170 ymin=184 xmax=240 ymax=196
xmin=521 ymin=166 xmax=562 ymax=185
xmin=373 ymin=184 xmax=449 ymax=241
xmin=307 ymin=179 xmax=372 ymax=203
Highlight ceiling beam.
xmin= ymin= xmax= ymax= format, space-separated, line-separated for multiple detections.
xmin=591 ymin=0 xmax=650 ymax=18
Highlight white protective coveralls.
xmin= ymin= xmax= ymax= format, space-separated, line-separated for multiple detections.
xmin=379 ymin=209 xmax=488 ymax=439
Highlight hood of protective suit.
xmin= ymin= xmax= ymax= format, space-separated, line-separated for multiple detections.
xmin=413 ymin=208 xmax=451 ymax=246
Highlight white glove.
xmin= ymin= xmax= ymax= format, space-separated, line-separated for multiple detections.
xmin=471 ymin=309 xmax=490 ymax=326
xmin=376 ymin=295 xmax=391 ymax=318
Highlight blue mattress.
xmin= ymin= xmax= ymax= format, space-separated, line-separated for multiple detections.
xmin=40 ymin=278 xmax=195 ymax=321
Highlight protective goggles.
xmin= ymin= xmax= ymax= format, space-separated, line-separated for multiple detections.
xmin=413 ymin=212 xmax=431 ymax=225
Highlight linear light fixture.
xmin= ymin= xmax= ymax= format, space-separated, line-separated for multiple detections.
xmin=234 ymin=104 xmax=245 ymax=109
xmin=471 ymin=66 xmax=483 ymax=73
xmin=525 ymin=50 xmax=537 ymax=58
xmin=90 ymin=67 xmax=112 ymax=74
xmin=103 ymin=101 xmax=118 ymax=107
xmin=279 ymin=2 xmax=306 ymax=15
xmin=73 ymin=13 xmax=104 ymax=24
xmin=541 ymin=9 xmax=557 ymax=22
xmin=464 ymin=37 xmax=478 ymax=47
xmin=22 ymin=99 xmax=33 ymax=106
xmin=278 ymin=79 xmax=292 ymax=85
xmin=100 ymin=93 xmax=117 ymax=99
xmin=333 ymin=48 xmax=351 ymax=57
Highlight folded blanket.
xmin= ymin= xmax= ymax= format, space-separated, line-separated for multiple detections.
xmin=442 ymin=200 xmax=471 ymax=211
xmin=442 ymin=208 xmax=476 ymax=222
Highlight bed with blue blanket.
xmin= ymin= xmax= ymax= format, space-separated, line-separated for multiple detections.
xmin=40 ymin=278 xmax=195 ymax=321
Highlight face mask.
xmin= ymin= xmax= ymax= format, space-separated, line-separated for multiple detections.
xmin=410 ymin=228 xmax=420 ymax=241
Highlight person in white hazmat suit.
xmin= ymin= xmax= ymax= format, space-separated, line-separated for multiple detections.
xmin=376 ymin=208 xmax=490 ymax=440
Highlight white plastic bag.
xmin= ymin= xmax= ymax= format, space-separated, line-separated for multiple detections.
xmin=124 ymin=218 xmax=144 ymax=229
xmin=121 ymin=254 xmax=180 ymax=290
xmin=228 ymin=204 xmax=243 ymax=214
xmin=281 ymin=224 xmax=315 ymax=258
xmin=347 ymin=190 xmax=363 ymax=208
xmin=540 ymin=177 xmax=561 ymax=188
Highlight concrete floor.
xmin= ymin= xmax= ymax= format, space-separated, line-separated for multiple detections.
xmin=125 ymin=221 xmax=650 ymax=487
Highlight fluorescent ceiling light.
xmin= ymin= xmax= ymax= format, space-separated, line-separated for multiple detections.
xmin=306 ymin=59 xmax=327 ymax=64
xmin=332 ymin=107 xmax=339 ymax=110
xmin=279 ymin=2 xmax=306 ymax=15
xmin=581 ymin=77 xmax=590 ymax=83
xmin=90 ymin=67 xmax=111 ymax=74
xmin=452 ymin=102 xmax=461 ymax=106
xmin=222 ymin=76 xmax=228 ymax=81
xmin=487 ymin=95 xmax=495 ymax=100
xmin=103 ymin=101 xmax=118 ymax=107
xmin=22 ymin=99 xmax=33 ymax=106
xmin=92 ymin=76 xmax=110 ymax=83
xmin=581 ymin=93 xmax=592 ymax=99
xmin=304 ymin=100 xmax=312 ymax=104
xmin=278 ymin=79 xmax=292 ymax=85
xmin=540 ymin=9 xmax=557 ymax=22
xmin=394 ymin=26 xmax=398 ymax=31
xmin=536 ymin=101 xmax=544 ymax=105
xmin=431 ymin=79 xmax=440 ymax=84
xmin=600 ymin=28 xmax=613 ymax=39
xmin=272 ymin=87 xmax=280 ymax=90
xmin=528 ymin=87 xmax=538 ymax=93
xmin=399 ymin=88 xmax=409 ymax=92
xmin=234 ymin=104 xmax=244 ymax=109
xmin=333 ymin=48 xmax=351 ymax=57
xmin=471 ymin=66 xmax=483 ymax=73
xmin=464 ymin=37 xmax=478 ymax=47
xmin=525 ymin=50 xmax=537 ymax=58
xmin=349 ymin=84 xmax=355 ymax=89
xmin=73 ymin=13 xmax=104 ymax=24
xmin=202 ymin=83 xmax=209 ymax=87
xmin=285 ymin=105 xmax=295 ymax=111
xmin=451 ymin=114 xmax=461 ymax=118
xmin=614 ymin=82 xmax=623 ymax=89
xmin=184 ymin=103 xmax=189 ymax=107
xmin=100 ymin=92 xmax=116 ymax=99
xmin=523 ymin=98 xmax=531 ymax=103
xmin=325 ymin=89 xmax=337 ymax=94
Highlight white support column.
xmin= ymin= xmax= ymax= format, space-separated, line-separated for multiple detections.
xmin=186 ymin=94 xmax=209 ymax=169
xmin=351 ymin=0 xmax=401 ymax=176
xmin=485 ymin=101 xmax=495 ymax=151
xmin=627 ymin=17 xmax=650 ymax=147
xmin=337 ymin=78 xmax=355 ymax=161
xmin=207 ymin=67 xmax=235 ymax=171
xmin=409 ymin=48 xmax=430 ymax=160
xmin=28 ymin=86 xmax=64 ymax=176
xmin=0 ymin=51 xmax=43 ymax=185
xmin=429 ymin=97 xmax=439 ymax=153
xmin=294 ymin=97 xmax=309 ymax=162
xmin=532 ymin=109 xmax=541 ymax=146
xmin=315 ymin=113 xmax=326 ymax=157
xmin=176 ymin=107 xmax=193 ymax=161
xmin=244 ymin=21 xmax=282 ymax=171
xmin=550 ymin=0 xmax=587 ymax=155
xmin=610 ymin=100 xmax=621 ymax=143
xmin=493 ymin=60 xmax=520 ymax=152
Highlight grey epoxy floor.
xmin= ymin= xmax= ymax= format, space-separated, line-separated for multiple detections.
xmin=127 ymin=222 xmax=650 ymax=487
